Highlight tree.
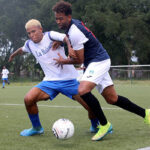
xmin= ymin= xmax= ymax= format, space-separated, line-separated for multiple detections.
xmin=0 ymin=0 xmax=150 ymax=79
xmin=74 ymin=0 xmax=150 ymax=65
xmin=0 ymin=0 xmax=39 ymax=75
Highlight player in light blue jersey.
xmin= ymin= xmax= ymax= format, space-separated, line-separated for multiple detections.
xmin=9 ymin=19 xmax=107 ymax=137
xmin=52 ymin=1 xmax=150 ymax=141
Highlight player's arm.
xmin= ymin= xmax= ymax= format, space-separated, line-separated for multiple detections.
xmin=63 ymin=36 xmax=78 ymax=59
xmin=8 ymin=47 xmax=24 ymax=62
xmin=53 ymin=49 xmax=83 ymax=65
xmin=50 ymin=31 xmax=80 ymax=64
xmin=50 ymin=31 xmax=65 ymax=50
xmin=63 ymin=25 xmax=89 ymax=65
xmin=54 ymin=36 xmax=84 ymax=64
xmin=52 ymin=41 xmax=63 ymax=50
xmin=50 ymin=31 xmax=84 ymax=64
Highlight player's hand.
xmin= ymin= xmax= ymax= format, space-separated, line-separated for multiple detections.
xmin=53 ymin=53 xmax=64 ymax=69
xmin=68 ymin=47 xmax=77 ymax=59
xmin=52 ymin=41 xmax=62 ymax=50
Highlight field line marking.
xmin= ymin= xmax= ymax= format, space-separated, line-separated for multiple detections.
xmin=0 ymin=103 xmax=121 ymax=110
xmin=137 ymin=147 xmax=150 ymax=150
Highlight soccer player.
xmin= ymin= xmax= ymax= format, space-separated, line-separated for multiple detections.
xmin=1 ymin=66 xmax=10 ymax=88
xmin=52 ymin=1 xmax=150 ymax=141
xmin=9 ymin=19 xmax=108 ymax=137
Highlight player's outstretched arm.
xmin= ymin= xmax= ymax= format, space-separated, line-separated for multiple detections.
xmin=8 ymin=47 xmax=24 ymax=62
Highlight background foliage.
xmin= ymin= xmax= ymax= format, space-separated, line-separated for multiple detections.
xmin=0 ymin=0 xmax=150 ymax=77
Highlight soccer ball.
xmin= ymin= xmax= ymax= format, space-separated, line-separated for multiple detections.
xmin=52 ymin=118 xmax=74 ymax=139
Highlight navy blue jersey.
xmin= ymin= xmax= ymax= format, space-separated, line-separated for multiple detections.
xmin=66 ymin=19 xmax=110 ymax=67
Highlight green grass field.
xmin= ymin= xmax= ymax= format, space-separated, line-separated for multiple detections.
xmin=0 ymin=81 xmax=150 ymax=150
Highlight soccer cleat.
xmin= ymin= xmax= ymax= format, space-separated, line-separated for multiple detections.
xmin=144 ymin=109 xmax=150 ymax=125
xmin=90 ymin=125 xmax=99 ymax=133
xmin=91 ymin=122 xmax=113 ymax=141
xmin=20 ymin=127 xmax=44 ymax=136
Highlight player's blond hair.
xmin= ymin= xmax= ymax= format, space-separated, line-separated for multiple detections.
xmin=25 ymin=19 xmax=42 ymax=30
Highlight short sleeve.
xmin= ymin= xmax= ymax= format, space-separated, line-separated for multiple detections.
xmin=69 ymin=24 xmax=89 ymax=50
xmin=49 ymin=31 xmax=66 ymax=42
xmin=22 ymin=40 xmax=32 ymax=53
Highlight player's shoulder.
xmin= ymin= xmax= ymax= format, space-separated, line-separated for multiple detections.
xmin=44 ymin=31 xmax=51 ymax=37
xmin=69 ymin=24 xmax=83 ymax=39
xmin=69 ymin=19 xmax=86 ymax=36
xmin=45 ymin=30 xmax=61 ymax=41
xmin=25 ymin=39 xmax=32 ymax=45
xmin=23 ymin=39 xmax=33 ymax=52
xmin=43 ymin=31 xmax=52 ymax=41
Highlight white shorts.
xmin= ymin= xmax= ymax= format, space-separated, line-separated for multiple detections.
xmin=80 ymin=59 xmax=113 ymax=93
xmin=77 ymin=69 xmax=84 ymax=81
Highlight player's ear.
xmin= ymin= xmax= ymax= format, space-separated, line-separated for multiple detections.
xmin=40 ymin=27 xmax=43 ymax=32
xmin=68 ymin=15 xmax=72 ymax=21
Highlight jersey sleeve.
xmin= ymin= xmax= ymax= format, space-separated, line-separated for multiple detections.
xmin=69 ymin=25 xmax=89 ymax=50
xmin=49 ymin=31 xmax=66 ymax=42
xmin=22 ymin=40 xmax=32 ymax=53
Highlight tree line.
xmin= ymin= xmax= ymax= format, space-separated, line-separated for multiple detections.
xmin=0 ymin=0 xmax=150 ymax=77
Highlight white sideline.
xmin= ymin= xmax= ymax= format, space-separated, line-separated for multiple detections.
xmin=0 ymin=103 xmax=121 ymax=110
xmin=137 ymin=147 xmax=150 ymax=150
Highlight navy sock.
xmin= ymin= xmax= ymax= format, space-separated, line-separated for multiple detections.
xmin=114 ymin=95 xmax=145 ymax=118
xmin=28 ymin=113 xmax=42 ymax=128
xmin=81 ymin=92 xmax=107 ymax=125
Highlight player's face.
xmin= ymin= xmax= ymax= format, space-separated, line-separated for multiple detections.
xmin=54 ymin=12 xmax=71 ymax=30
xmin=26 ymin=26 xmax=43 ymax=43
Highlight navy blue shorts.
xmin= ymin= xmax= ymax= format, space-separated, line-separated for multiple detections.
xmin=35 ymin=79 xmax=79 ymax=100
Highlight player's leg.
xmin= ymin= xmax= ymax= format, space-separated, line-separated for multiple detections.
xmin=20 ymin=87 xmax=49 ymax=136
xmin=2 ymin=78 xmax=5 ymax=88
xmin=78 ymin=80 xmax=111 ymax=136
xmin=78 ymin=81 xmax=112 ymax=141
xmin=73 ymin=94 xmax=99 ymax=133
xmin=102 ymin=85 xmax=149 ymax=124
xmin=6 ymin=78 xmax=10 ymax=85
xmin=78 ymin=61 xmax=112 ymax=126
xmin=24 ymin=87 xmax=49 ymax=114
xmin=73 ymin=94 xmax=93 ymax=114
xmin=79 ymin=60 xmax=113 ymax=141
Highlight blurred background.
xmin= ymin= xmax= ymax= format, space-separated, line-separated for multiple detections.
xmin=0 ymin=0 xmax=150 ymax=82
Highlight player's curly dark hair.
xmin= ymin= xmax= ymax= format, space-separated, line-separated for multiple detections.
xmin=52 ymin=1 xmax=72 ymax=16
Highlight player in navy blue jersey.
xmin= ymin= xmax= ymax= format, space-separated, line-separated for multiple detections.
xmin=52 ymin=1 xmax=150 ymax=141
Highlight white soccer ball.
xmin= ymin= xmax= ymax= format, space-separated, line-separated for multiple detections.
xmin=52 ymin=118 xmax=74 ymax=139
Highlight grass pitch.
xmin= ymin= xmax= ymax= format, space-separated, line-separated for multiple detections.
xmin=0 ymin=81 xmax=150 ymax=150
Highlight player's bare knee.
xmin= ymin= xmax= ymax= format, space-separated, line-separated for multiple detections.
xmin=24 ymin=95 xmax=34 ymax=106
xmin=105 ymin=95 xmax=118 ymax=104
